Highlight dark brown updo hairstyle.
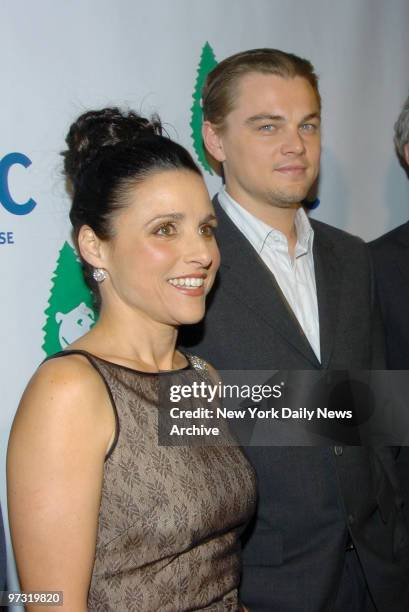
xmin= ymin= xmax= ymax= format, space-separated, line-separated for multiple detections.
xmin=62 ymin=107 xmax=202 ymax=302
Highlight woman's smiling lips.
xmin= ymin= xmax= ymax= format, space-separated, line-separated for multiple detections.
xmin=167 ymin=273 xmax=207 ymax=296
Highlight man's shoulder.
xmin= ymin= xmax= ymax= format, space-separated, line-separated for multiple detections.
xmin=369 ymin=220 xmax=409 ymax=254
xmin=310 ymin=217 xmax=365 ymax=249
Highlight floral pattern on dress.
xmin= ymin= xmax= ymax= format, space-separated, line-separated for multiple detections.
xmin=79 ymin=353 xmax=256 ymax=611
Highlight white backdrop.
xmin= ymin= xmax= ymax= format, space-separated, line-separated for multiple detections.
xmin=1 ymin=0 xmax=409 ymax=599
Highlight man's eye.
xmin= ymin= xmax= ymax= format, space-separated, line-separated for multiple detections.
xmin=199 ymin=224 xmax=216 ymax=237
xmin=155 ymin=223 xmax=176 ymax=236
xmin=259 ymin=124 xmax=275 ymax=132
xmin=300 ymin=123 xmax=318 ymax=132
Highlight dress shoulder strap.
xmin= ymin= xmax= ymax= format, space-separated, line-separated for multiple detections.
xmin=43 ymin=348 xmax=99 ymax=364
xmin=43 ymin=349 xmax=118 ymax=377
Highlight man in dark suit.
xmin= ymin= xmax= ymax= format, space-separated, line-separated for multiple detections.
xmin=180 ymin=49 xmax=409 ymax=611
xmin=370 ymin=95 xmax=409 ymax=369
xmin=370 ymin=94 xmax=409 ymax=530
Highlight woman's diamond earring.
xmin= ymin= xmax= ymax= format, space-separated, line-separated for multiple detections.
xmin=92 ymin=268 xmax=107 ymax=283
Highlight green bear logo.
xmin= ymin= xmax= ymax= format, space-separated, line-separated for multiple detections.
xmin=42 ymin=242 xmax=97 ymax=356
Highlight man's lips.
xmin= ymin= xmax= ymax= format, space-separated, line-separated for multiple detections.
xmin=275 ymin=165 xmax=307 ymax=175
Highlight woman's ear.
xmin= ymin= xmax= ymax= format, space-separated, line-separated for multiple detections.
xmin=77 ymin=225 xmax=105 ymax=269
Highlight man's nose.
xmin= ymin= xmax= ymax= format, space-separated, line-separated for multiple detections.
xmin=280 ymin=127 xmax=306 ymax=155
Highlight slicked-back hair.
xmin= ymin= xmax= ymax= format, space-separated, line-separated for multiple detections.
xmin=202 ymin=48 xmax=321 ymax=129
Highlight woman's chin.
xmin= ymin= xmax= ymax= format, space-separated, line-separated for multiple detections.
xmin=173 ymin=308 xmax=206 ymax=327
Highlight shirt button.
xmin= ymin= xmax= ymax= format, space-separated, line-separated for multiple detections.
xmin=348 ymin=514 xmax=355 ymax=526
xmin=334 ymin=445 xmax=343 ymax=456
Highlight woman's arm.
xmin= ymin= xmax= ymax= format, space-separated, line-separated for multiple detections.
xmin=7 ymin=355 xmax=116 ymax=611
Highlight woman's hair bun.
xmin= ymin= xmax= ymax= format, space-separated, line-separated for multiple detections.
xmin=62 ymin=107 xmax=163 ymax=185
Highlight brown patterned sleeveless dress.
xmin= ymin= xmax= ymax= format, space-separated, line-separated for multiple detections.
xmin=50 ymin=350 xmax=256 ymax=611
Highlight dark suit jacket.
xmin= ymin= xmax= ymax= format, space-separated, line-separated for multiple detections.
xmin=370 ymin=220 xmax=409 ymax=532
xmin=370 ymin=221 xmax=409 ymax=369
xmin=180 ymin=198 xmax=409 ymax=612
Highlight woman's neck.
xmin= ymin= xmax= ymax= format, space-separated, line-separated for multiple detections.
xmin=70 ymin=306 xmax=183 ymax=372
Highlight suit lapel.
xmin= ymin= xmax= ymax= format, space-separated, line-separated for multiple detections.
xmin=312 ymin=222 xmax=342 ymax=368
xmin=213 ymin=198 xmax=320 ymax=367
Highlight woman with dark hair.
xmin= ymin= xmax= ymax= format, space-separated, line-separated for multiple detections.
xmin=7 ymin=108 xmax=256 ymax=611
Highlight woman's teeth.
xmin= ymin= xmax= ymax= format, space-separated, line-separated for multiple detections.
xmin=168 ymin=277 xmax=204 ymax=287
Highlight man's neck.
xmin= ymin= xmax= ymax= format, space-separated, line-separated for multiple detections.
xmin=222 ymin=187 xmax=300 ymax=254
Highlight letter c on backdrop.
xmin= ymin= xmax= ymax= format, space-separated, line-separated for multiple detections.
xmin=0 ymin=152 xmax=36 ymax=215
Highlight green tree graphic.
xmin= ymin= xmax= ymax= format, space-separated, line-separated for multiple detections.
xmin=190 ymin=42 xmax=218 ymax=174
xmin=42 ymin=241 xmax=96 ymax=356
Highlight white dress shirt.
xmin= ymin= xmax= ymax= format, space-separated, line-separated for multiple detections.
xmin=218 ymin=187 xmax=321 ymax=362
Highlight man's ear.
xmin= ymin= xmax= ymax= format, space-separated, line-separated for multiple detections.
xmin=202 ymin=121 xmax=226 ymax=163
xmin=404 ymin=143 xmax=409 ymax=168
xmin=77 ymin=225 xmax=105 ymax=269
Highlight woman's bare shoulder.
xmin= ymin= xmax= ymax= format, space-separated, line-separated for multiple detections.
xmin=14 ymin=352 xmax=113 ymax=441
xmin=25 ymin=353 xmax=102 ymax=402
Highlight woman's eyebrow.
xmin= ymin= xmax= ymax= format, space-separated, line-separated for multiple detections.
xmin=145 ymin=212 xmax=185 ymax=226
xmin=201 ymin=214 xmax=218 ymax=223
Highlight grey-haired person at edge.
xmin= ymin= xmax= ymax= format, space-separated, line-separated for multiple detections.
xmin=179 ymin=49 xmax=409 ymax=611
xmin=7 ymin=108 xmax=256 ymax=611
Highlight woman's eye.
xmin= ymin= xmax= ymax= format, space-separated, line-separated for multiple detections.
xmin=155 ymin=223 xmax=176 ymax=236
xmin=199 ymin=224 xmax=216 ymax=237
